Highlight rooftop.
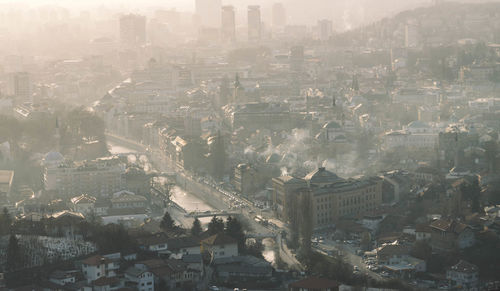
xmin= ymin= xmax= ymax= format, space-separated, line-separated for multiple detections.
xmin=202 ymin=233 xmax=237 ymax=246
xmin=289 ymin=277 xmax=339 ymax=289
xmin=449 ymin=260 xmax=478 ymax=273
xmin=305 ymin=167 xmax=344 ymax=185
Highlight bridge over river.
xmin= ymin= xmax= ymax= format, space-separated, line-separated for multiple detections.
xmin=184 ymin=210 xmax=239 ymax=218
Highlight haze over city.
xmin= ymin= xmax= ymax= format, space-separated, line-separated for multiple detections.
xmin=0 ymin=0 xmax=500 ymax=290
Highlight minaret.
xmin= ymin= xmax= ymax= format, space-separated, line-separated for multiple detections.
xmin=55 ymin=116 xmax=61 ymax=152
xmin=233 ymin=73 xmax=245 ymax=103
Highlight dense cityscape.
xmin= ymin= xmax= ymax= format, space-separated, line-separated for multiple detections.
xmin=0 ymin=0 xmax=500 ymax=290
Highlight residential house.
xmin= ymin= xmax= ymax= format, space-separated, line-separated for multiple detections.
xmin=429 ymin=219 xmax=475 ymax=251
xmin=376 ymin=245 xmax=411 ymax=265
xmin=70 ymin=194 xmax=97 ymax=214
xmin=136 ymin=232 xmax=169 ymax=254
xmin=92 ymin=276 xmax=122 ymax=291
xmin=138 ymin=259 xmax=200 ymax=291
xmin=446 ymin=260 xmax=479 ymax=289
xmin=124 ymin=266 xmax=155 ymax=291
xmin=110 ymin=191 xmax=147 ymax=209
xmin=166 ymin=236 xmax=201 ymax=256
xmin=81 ymin=255 xmax=119 ymax=283
xmin=201 ymin=233 xmax=238 ymax=259
xmin=377 ymin=245 xmax=426 ymax=278
xmin=48 ymin=270 xmax=77 ymax=286
xmin=415 ymin=224 xmax=432 ymax=241
xmin=213 ymin=255 xmax=273 ymax=283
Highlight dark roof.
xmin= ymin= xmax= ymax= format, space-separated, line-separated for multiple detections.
xmin=49 ymin=270 xmax=75 ymax=279
xmin=125 ymin=266 xmax=149 ymax=277
xmin=136 ymin=232 xmax=169 ymax=246
xmin=377 ymin=244 xmax=410 ymax=257
xmin=273 ymin=175 xmax=307 ymax=186
xmin=181 ymin=254 xmax=202 ymax=264
xmin=289 ymin=277 xmax=339 ymax=289
xmin=217 ymin=264 xmax=272 ymax=275
xmin=166 ymin=236 xmax=200 ymax=250
xmin=201 ymin=233 xmax=237 ymax=246
xmin=93 ymin=276 xmax=119 ymax=286
xmin=304 ymin=167 xmax=343 ymax=185
xmin=449 ymin=260 xmax=478 ymax=274
xmin=13 ymin=285 xmax=44 ymax=291
xmin=430 ymin=219 xmax=469 ymax=234
xmin=415 ymin=224 xmax=433 ymax=233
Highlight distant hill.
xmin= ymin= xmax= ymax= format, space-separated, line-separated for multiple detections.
xmin=334 ymin=1 xmax=500 ymax=48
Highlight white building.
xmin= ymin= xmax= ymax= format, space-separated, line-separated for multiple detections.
xmin=49 ymin=270 xmax=77 ymax=286
xmin=447 ymin=260 xmax=479 ymax=289
xmin=201 ymin=234 xmax=238 ymax=259
xmin=125 ymin=266 xmax=155 ymax=291
xmin=81 ymin=255 xmax=119 ymax=283
xmin=44 ymin=155 xmax=126 ymax=197
xmin=70 ymin=194 xmax=97 ymax=214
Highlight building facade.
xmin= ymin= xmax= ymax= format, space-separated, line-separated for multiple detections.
xmin=273 ymin=168 xmax=383 ymax=229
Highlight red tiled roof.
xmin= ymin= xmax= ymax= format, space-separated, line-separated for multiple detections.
xmin=82 ymin=255 xmax=110 ymax=266
xmin=93 ymin=276 xmax=119 ymax=286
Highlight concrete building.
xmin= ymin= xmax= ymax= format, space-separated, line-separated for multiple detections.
xmin=273 ymin=168 xmax=383 ymax=229
xmin=44 ymin=155 xmax=126 ymax=198
xmin=233 ymin=163 xmax=258 ymax=197
xmin=8 ymin=72 xmax=31 ymax=100
xmin=272 ymin=175 xmax=308 ymax=221
xmin=221 ymin=5 xmax=236 ymax=42
xmin=248 ymin=5 xmax=261 ymax=42
xmin=317 ymin=19 xmax=333 ymax=41
xmin=307 ymin=168 xmax=383 ymax=228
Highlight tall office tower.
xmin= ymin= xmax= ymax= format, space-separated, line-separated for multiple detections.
xmin=248 ymin=5 xmax=261 ymax=42
xmin=195 ymin=0 xmax=222 ymax=28
xmin=221 ymin=5 xmax=236 ymax=42
xmin=119 ymin=14 xmax=147 ymax=45
xmin=318 ymin=19 xmax=333 ymax=41
xmin=272 ymin=3 xmax=286 ymax=27
xmin=405 ymin=22 xmax=419 ymax=48
xmin=9 ymin=72 xmax=31 ymax=100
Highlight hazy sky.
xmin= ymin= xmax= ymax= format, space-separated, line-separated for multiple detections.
xmin=1 ymin=0 xmax=497 ymax=27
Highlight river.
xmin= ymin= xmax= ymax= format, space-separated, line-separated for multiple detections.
xmin=108 ymin=141 xmax=277 ymax=264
